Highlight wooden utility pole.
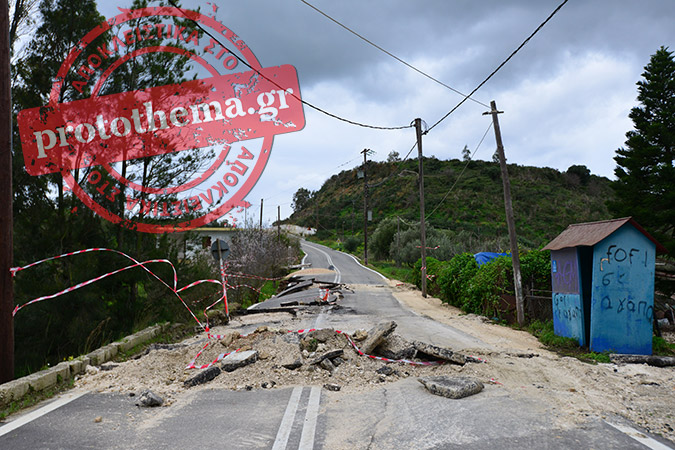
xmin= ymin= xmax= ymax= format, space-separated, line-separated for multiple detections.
xmin=361 ymin=148 xmax=370 ymax=265
xmin=0 ymin=0 xmax=14 ymax=383
xmin=396 ymin=216 xmax=401 ymax=267
xmin=415 ymin=119 xmax=427 ymax=298
xmin=277 ymin=205 xmax=281 ymax=241
xmin=259 ymin=198 xmax=263 ymax=229
xmin=485 ymin=101 xmax=525 ymax=325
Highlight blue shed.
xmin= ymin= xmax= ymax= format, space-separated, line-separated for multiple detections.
xmin=543 ymin=217 xmax=667 ymax=355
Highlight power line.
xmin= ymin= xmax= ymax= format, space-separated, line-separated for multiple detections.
xmin=425 ymin=121 xmax=493 ymax=220
xmin=166 ymin=0 xmax=412 ymax=131
xmin=426 ymin=0 xmax=569 ymax=135
xmin=299 ymin=0 xmax=489 ymax=108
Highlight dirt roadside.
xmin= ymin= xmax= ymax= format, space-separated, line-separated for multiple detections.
xmin=389 ymin=279 xmax=675 ymax=442
xmin=74 ymin=279 xmax=674 ymax=442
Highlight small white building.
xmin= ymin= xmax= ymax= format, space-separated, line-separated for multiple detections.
xmin=174 ymin=227 xmax=238 ymax=261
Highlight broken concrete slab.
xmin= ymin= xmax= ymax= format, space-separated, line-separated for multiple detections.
xmin=320 ymin=358 xmax=336 ymax=373
xmin=309 ymin=349 xmax=344 ymax=366
xmin=374 ymin=334 xmax=417 ymax=360
xmin=418 ymin=376 xmax=484 ymax=399
xmin=359 ymin=321 xmax=397 ymax=355
xmin=412 ymin=341 xmax=465 ymax=365
xmin=221 ymin=350 xmax=258 ymax=372
xmin=277 ymin=280 xmax=314 ymax=297
xmin=184 ymin=366 xmax=222 ymax=387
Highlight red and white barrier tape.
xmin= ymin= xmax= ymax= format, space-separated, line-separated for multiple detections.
xmin=11 ymin=248 xmax=277 ymax=333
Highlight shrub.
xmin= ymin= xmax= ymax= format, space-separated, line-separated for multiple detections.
xmin=412 ymin=257 xmax=445 ymax=296
xmin=463 ymin=256 xmax=513 ymax=317
xmin=370 ymin=217 xmax=398 ymax=260
xmin=437 ymin=253 xmax=478 ymax=307
xmin=343 ymin=236 xmax=360 ymax=253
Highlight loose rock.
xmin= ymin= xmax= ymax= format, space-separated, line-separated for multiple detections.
xmin=137 ymin=389 xmax=164 ymax=407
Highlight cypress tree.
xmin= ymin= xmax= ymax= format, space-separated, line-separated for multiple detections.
xmin=610 ymin=46 xmax=675 ymax=256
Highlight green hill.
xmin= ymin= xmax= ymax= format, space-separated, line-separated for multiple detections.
xmin=288 ymin=157 xmax=615 ymax=254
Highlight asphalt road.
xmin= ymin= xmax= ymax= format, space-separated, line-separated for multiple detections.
xmin=1 ymin=241 xmax=673 ymax=449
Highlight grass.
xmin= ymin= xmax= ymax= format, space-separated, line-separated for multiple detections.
xmin=370 ymin=261 xmax=414 ymax=283
xmin=526 ymin=320 xmax=613 ymax=364
xmin=653 ymin=336 xmax=675 ymax=356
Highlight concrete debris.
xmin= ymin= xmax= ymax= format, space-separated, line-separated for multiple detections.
xmin=323 ymin=383 xmax=341 ymax=391
xmin=277 ymin=280 xmax=314 ymax=297
xmin=300 ymin=329 xmax=337 ymax=351
xmin=221 ymin=350 xmax=259 ymax=372
xmin=359 ymin=321 xmax=397 ymax=355
xmin=320 ymin=358 xmax=336 ymax=373
xmin=418 ymin=376 xmax=484 ymax=399
xmin=183 ymin=366 xmax=221 ymax=388
xmin=277 ymin=341 xmax=303 ymax=370
xmin=376 ymin=365 xmax=398 ymax=376
xmin=609 ymin=354 xmax=675 ymax=367
xmin=374 ymin=334 xmax=417 ymax=360
xmin=218 ymin=331 xmax=241 ymax=348
xmin=282 ymin=359 xmax=303 ymax=370
xmin=412 ymin=341 xmax=466 ymax=365
xmin=352 ymin=329 xmax=368 ymax=341
xmin=241 ymin=307 xmax=297 ymax=316
xmin=134 ymin=343 xmax=189 ymax=360
xmin=137 ymin=389 xmax=164 ymax=407
xmin=309 ymin=349 xmax=344 ymax=366
xmin=100 ymin=364 xmax=118 ymax=371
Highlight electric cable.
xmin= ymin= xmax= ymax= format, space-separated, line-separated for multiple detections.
xmin=166 ymin=0 xmax=412 ymax=131
xmin=425 ymin=0 xmax=569 ymax=135
xmin=299 ymin=0 xmax=489 ymax=108
xmin=425 ymin=121 xmax=493 ymax=220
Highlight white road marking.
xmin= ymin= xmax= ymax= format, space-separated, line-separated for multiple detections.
xmin=303 ymin=243 xmax=341 ymax=284
xmin=605 ymin=421 xmax=674 ymax=450
xmin=342 ymin=252 xmax=388 ymax=280
xmin=298 ymin=386 xmax=321 ymax=450
xmin=0 ymin=390 xmax=88 ymax=437
xmin=272 ymin=386 xmax=303 ymax=450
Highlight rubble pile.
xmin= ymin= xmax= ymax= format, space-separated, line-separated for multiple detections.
xmin=76 ymin=321 xmax=485 ymax=405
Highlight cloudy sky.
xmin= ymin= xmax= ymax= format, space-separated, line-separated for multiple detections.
xmin=89 ymin=1 xmax=675 ymax=225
